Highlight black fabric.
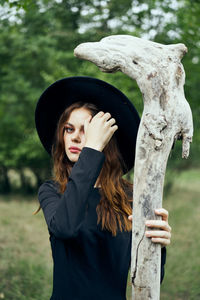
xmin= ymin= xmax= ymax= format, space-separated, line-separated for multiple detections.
xmin=38 ymin=147 xmax=166 ymax=300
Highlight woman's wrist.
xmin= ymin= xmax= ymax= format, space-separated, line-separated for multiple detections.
xmin=84 ymin=142 xmax=103 ymax=152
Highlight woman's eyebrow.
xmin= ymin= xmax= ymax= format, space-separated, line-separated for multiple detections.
xmin=66 ymin=122 xmax=84 ymax=129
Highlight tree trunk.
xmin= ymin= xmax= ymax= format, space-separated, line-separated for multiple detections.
xmin=0 ymin=166 xmax=11 ymax=193
xmin=74 ymin=35 xmax=193 ymax=299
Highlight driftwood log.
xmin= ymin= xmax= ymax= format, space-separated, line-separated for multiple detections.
xmin=74 ymin=35 xmax=193 ymax=299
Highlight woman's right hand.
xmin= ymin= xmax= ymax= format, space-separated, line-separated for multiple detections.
xmin=84 ymin=111 xmax=118 ymax=152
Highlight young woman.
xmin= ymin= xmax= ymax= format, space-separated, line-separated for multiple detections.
xmin=35 ymin=77 xmax=171 ymax=300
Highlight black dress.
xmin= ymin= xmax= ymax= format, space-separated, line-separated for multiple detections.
xmin=38 ymin=147 xmax=166 ymax=300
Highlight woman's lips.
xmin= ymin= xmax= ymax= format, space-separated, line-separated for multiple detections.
xmin=69 ymin=147 xmax=81 ymax=153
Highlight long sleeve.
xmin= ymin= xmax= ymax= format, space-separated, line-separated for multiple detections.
xmin=160 ymin=246 xmax=167 ymax=283
xmin=38 ymin=147 xmax=105 ymax=240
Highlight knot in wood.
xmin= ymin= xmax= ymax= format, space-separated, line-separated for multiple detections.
xmin=144 ymin=113 xmax=167 ymax=149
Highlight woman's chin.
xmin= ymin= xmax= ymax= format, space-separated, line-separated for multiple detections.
xmin=66 ymin=152 xmax=80 ymax=162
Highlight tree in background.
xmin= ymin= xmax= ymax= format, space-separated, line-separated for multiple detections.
xmin=0 ymin=0 xmax=199 ymax=192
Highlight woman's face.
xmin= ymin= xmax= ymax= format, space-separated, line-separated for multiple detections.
xmin=63 ymin=107 xmax=92 ymax=162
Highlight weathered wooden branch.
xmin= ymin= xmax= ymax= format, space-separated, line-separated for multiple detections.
xmin=74 ymin=35 xmax=193 ymax=300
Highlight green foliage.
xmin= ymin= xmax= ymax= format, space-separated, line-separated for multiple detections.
xmin=0 ymin=0 xmax=199 ymax=192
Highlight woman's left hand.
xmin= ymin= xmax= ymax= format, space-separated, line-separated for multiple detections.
xmin=128 ymin=208 xmax=171 ymax=247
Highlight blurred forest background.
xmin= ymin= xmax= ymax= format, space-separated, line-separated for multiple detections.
xmin=0 ymin=0 xmax=199 ymax=299
xmin=0 ymin=0 xmax=200 ymax=193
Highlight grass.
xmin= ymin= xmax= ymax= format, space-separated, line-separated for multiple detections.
xmin=0 ymin=197 xmax=53 ymax=300
xmin=159 ymin=169 xmax=200 ymax=300
xmin=0 ymin=169 xmax=200 ymax=300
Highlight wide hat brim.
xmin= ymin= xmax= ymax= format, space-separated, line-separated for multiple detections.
xmin=35 ymin=76 xmax=140 ymax=174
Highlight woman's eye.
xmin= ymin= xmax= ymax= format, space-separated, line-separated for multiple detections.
xmin=65 ymin=127 xmax=73 ymax=133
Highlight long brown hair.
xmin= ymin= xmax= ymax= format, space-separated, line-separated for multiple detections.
xmin=34 ymin=101 xmax=133 ymax=236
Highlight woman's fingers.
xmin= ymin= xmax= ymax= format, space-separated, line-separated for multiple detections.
xmin=145 ymin=227 xmax=171 ymax=247
xmin=128 ymin=215 xmax=133 ymax=221
xmin=84 ymin=111 xmax=118 ymax=151
xmin=128 ymin=209 xmax=171 ymax=247
xmin=154 ymin=208 xmax=169 ymax=222
xmin=95 ymin=111 xmax=105 ymax=117
xmin=150 ymin=238 xmax=171 ymax=246
xmin=145 ymin=220 xmax=171 ymax=232
xmin=128 ymin=218 xmax=171 ymax=233
xmin=128 ymin=210 xmax=171 ymax=233
xmin=145 ymin=230 xmax=171 ymax=239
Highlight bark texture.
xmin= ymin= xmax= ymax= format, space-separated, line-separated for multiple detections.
xmin=74 ymin=35 xmax=193 ymax=299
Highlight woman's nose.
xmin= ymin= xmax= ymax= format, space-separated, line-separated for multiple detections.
xmin=71 ymin=130 xmax=81 ymax=142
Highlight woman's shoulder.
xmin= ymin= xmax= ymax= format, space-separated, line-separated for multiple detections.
xmin=38 ymin=179 xmax=60 ymax=194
